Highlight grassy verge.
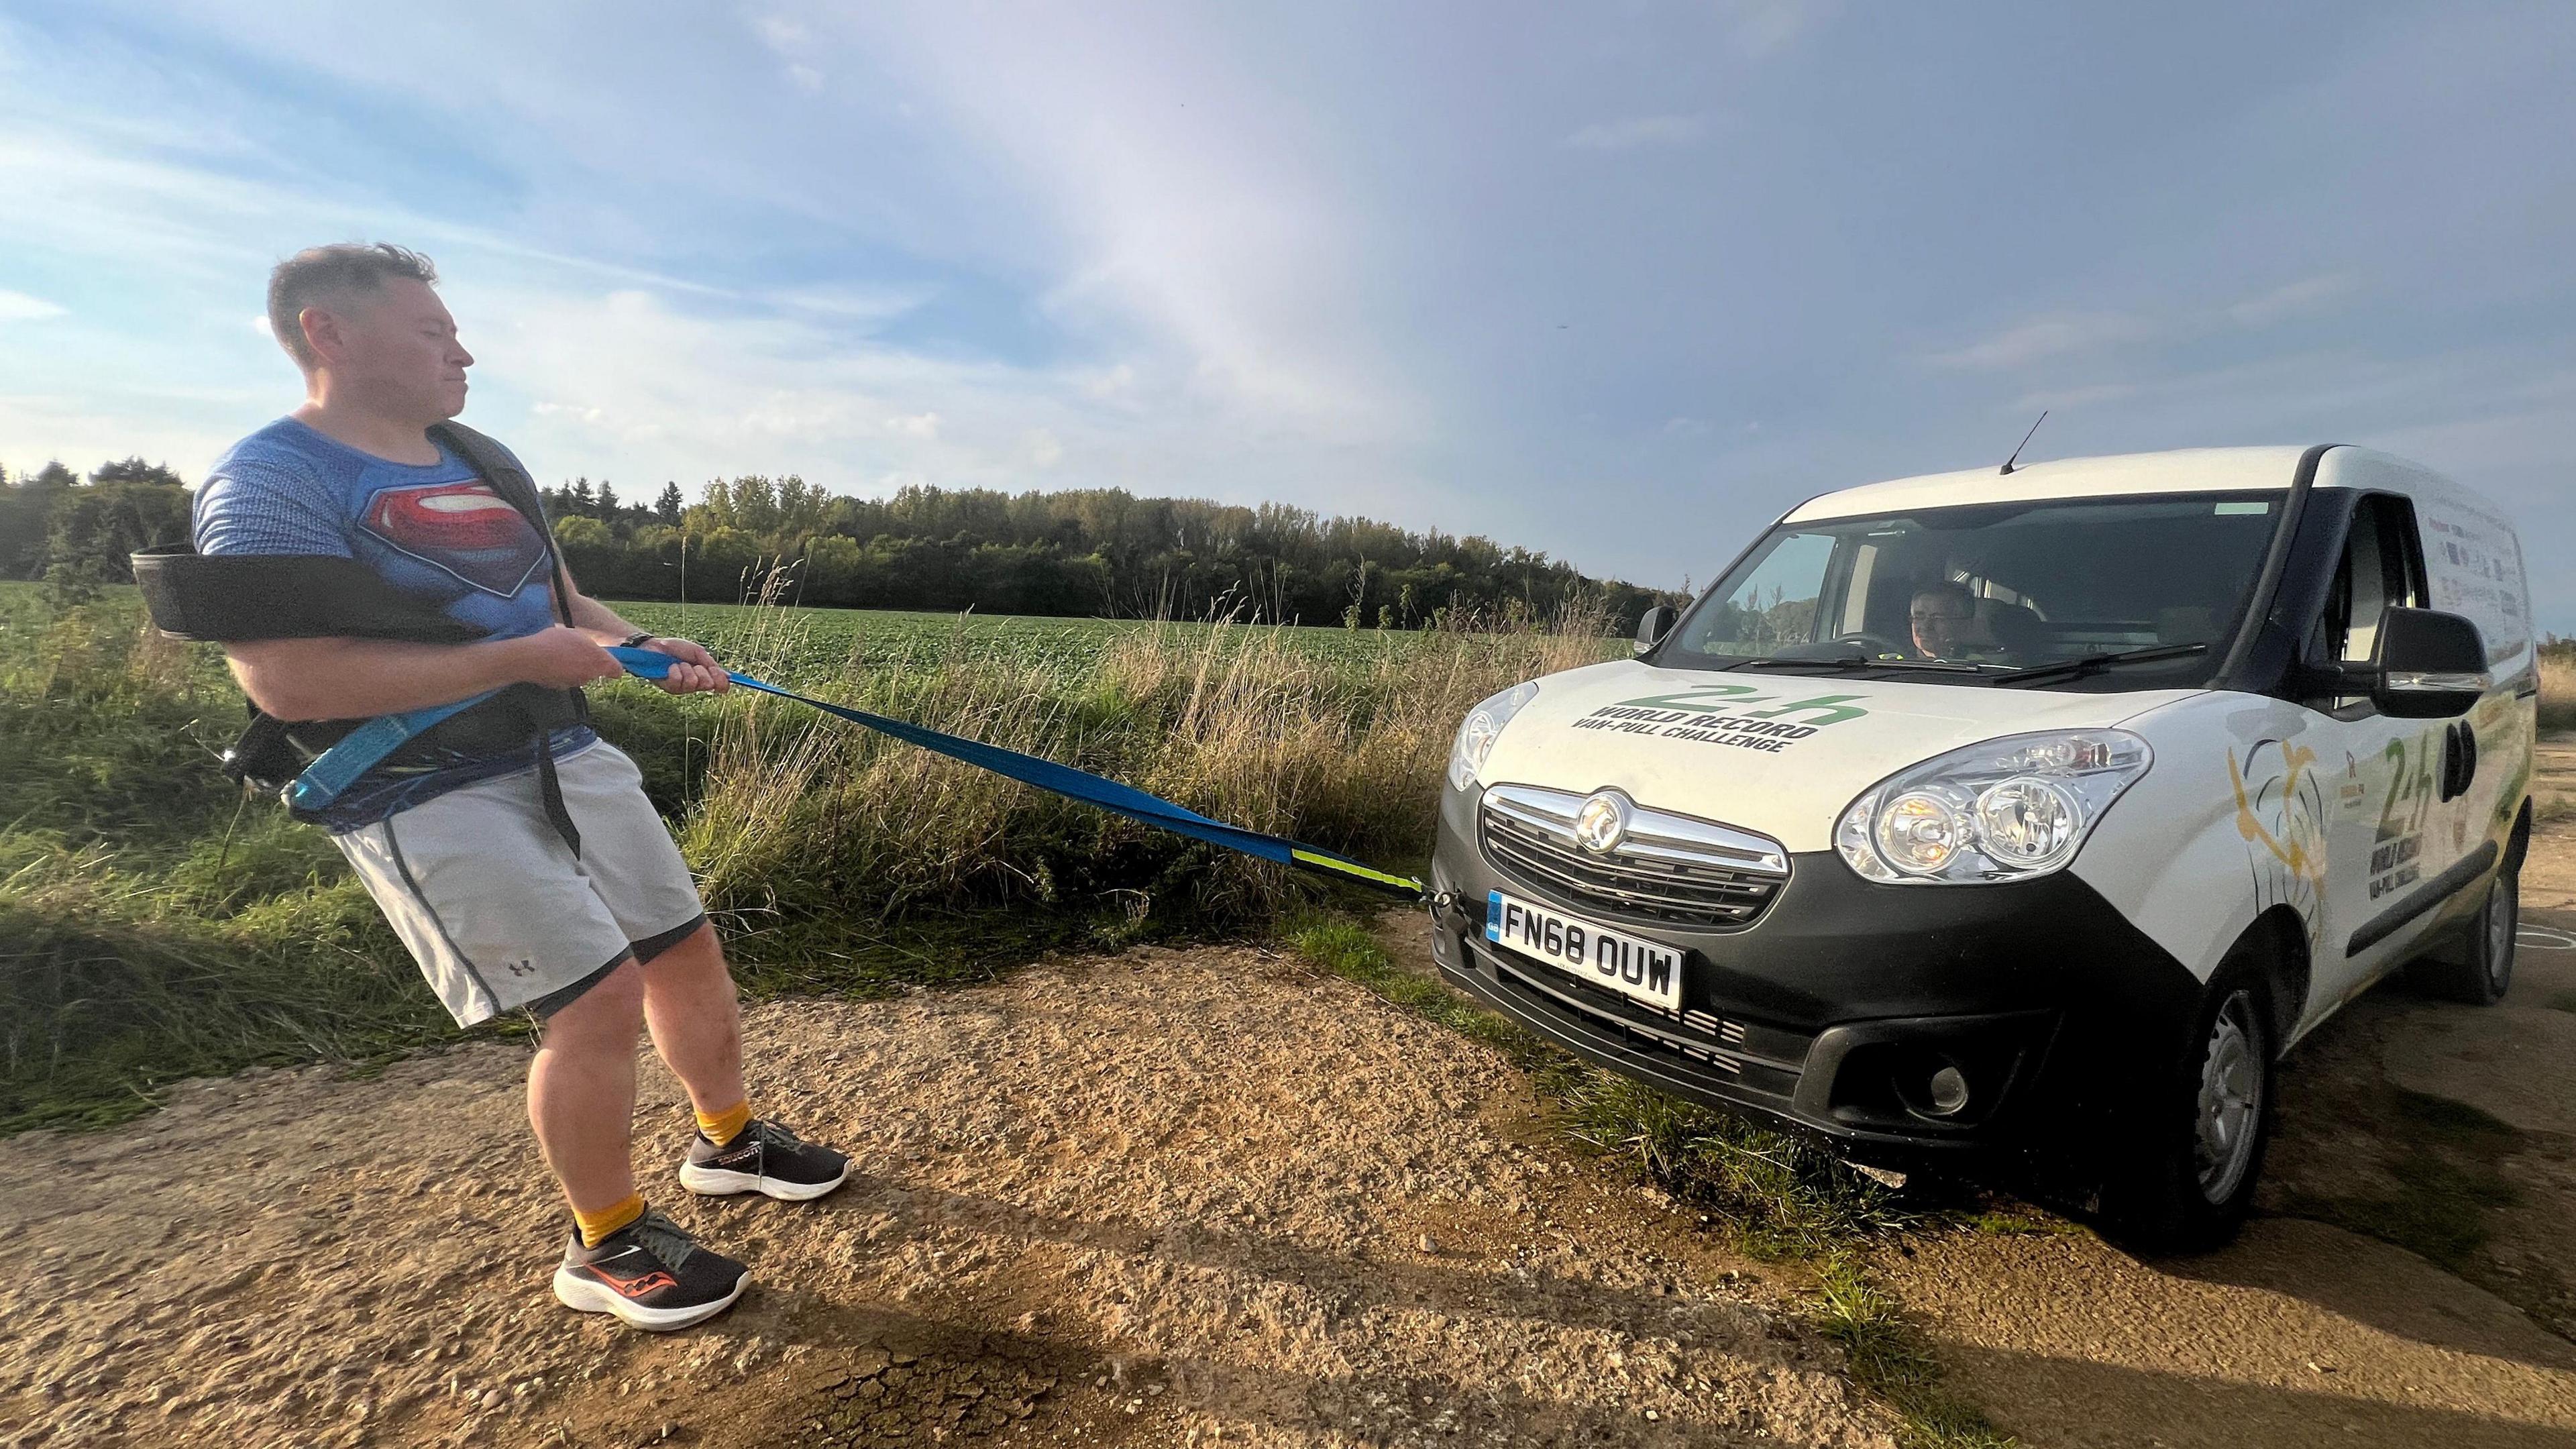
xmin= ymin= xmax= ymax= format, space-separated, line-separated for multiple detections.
xmin=1285 ymin=912 xmax=2012 ymax=1449
xmin=0 ymin=585 xmax=1616 ymax=1132
xmin=1812 ymin=1253 xmax=2017 ymax=1449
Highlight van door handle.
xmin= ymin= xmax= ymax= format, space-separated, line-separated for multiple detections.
xmin=2439 ymin=720 xmax=2478 ymax=802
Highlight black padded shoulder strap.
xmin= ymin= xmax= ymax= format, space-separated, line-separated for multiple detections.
xmin=428 ymin=419 xmax=545 ymax=525
xmin=133 ymin=547 xmax=486 ymax=643
xmin=429 ymin=420 xmax=576 ymax=629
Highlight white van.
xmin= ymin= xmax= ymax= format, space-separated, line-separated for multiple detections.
xmin=1430 ymin=446 xmax=2537 ymax=1246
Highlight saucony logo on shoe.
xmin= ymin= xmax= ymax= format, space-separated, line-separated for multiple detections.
xmin=590 ymin=1265 xmax=680 ymax=1297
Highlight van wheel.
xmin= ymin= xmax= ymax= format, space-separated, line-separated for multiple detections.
xmin=2410 ymin=867 xmax=2517 ymax=1006
xmin=2102 ymin=969 xmax=2275 ymax=1253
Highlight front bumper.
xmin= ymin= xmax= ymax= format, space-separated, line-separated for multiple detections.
xmin=1431 ymin=782 xmax=2204 ymax=1171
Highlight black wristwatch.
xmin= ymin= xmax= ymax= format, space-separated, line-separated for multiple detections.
xmin=619 ymin=631 xmax=657 ymax=649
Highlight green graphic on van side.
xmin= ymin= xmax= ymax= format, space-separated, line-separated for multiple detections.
xmin=1569 ymin=687 xmax=1871 ymax=754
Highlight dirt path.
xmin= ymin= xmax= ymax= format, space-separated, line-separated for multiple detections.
xmin=0 ymin=945 xmax=1892 ymax=1449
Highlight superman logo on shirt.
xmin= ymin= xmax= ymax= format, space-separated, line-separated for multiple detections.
xmin=358 ymin=479 xmax=550 ymax=599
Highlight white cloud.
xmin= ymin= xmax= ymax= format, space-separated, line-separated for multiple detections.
xmin=0 ymin=288 xmax=67 ymax=321
xmin=751 ymin=14 xmax=806 ymax=54
xmin=830 ymin=5 xmax=1428 ymax=446
xmin=767 ymin=283 xmax=932 ymax=325
xmin=786 ymin=63 xmax=823 ymax=93
xmin=1025 ymin=427 xmax=1063 ymax=468
xmin=2225 ymin=270 xmax=2362 ymax=327
xmin=1931 ymin=312 xmax=2158 ymax=370
xmin=887 ymin=411 xmax=940 ymax=439
xmin=1563 ymin=114 xmax=1711 ymax=152
xmin=1721 ymin=0 xmax=1835 ymax=57
xmin=1934 ymin=273 xmax=2369 ymax=372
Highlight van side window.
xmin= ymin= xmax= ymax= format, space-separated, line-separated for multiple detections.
xmin=1683 ymin=529 xmax=1838 ymax=656
xmin=2310 ymin=494 xmax=2427 ymax=702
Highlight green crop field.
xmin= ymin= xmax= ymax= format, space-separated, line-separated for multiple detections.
xmin=610 ymin=594 xmax=1483 ymax=682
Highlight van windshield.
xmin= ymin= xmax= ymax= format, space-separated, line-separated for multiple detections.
xmin=1658 ymin=490 xmax=2289 ymax=689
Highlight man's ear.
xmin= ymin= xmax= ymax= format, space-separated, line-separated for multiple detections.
xmin=299 ymin=305 xmax=345 ymax=368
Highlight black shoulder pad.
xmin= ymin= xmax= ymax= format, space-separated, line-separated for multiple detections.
xmin=131 ymin=546 xmax=486 ymax=643
xmin=430 ymin=419 xmax=578 ymax=631
xmin=429 ymin=420 xmax=546 ymax=523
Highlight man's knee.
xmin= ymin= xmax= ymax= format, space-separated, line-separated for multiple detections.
xmin=638 ymin=920 xmax=729 ymax=985
xmin=535 ymin=957 xmax=647 ymax=1048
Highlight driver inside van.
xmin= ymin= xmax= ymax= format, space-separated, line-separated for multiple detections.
xmin=1908 ymin=582 xmax=2000 ymax=661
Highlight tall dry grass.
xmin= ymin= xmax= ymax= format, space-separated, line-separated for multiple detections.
xmin=2540 ymin=649 xmax=2575 ymax=735
xmin=680 ymin=598 xmax=1620 ymax=938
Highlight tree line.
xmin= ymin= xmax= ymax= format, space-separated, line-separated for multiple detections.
xmin=0 ymin=460 xmax=1676 ymax=630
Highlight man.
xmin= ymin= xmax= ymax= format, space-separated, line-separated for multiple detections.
xmin=190 ymin=242 xmax=845 ymax=1332
xmin=1908 ymin=580 xmax=2003 ymax=662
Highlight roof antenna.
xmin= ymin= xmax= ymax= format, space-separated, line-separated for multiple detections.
xmin=1998 ymin=410 xmax=2047 ymax=475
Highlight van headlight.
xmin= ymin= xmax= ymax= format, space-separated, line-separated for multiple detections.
xmin=1448 ymin=681 xmax=1540 ymax=792
xmin=1835 ymin=729 xmax=2151 ymax=884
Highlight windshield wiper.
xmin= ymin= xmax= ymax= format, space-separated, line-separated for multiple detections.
xmin=1990 ymin=641 xmax=2209 ymax=688
xmin=1719 ymin=655 xmax=1990 ymax=675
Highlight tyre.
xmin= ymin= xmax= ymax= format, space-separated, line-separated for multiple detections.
xmin=2409 ymin=866 xmax=2518 ymax=1006
xmin=2102 ymin=967 xmax=2276 ymax=1253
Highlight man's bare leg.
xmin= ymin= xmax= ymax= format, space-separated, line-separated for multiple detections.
xmin=644 ymin=920 xmax=851 ymax=1201
xmin=527 ymin=958 xmax=649 ymax=1218
xmin=536 ymin=953 xmax=757 ymax=1330
xmin=637 ymin=922 xmax=747 ymax=1120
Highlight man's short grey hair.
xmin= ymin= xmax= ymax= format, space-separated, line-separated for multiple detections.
xmin=266 ymin=242 xmax=439 ymax=369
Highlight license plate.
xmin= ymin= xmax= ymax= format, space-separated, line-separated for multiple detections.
xmin=1485 ymin=890 xmax=1684 ymax=1011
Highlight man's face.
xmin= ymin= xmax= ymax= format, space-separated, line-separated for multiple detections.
xmin=1911 ymin=591 xmax=1972 ymax=659
xmin=307 ymin=278 xmax=473 ymax=423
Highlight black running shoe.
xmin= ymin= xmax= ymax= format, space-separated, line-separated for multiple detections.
xmin=679 ymin=1118 xmax=849 ymax=1201
xmin=551 ymin=1209 xmax=749 ymax=1332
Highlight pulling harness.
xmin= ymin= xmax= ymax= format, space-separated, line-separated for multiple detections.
xmin=137 ymin=421 xmax=597 ymax=851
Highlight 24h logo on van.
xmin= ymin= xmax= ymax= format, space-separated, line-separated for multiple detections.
xmin=1570 ymin=683 xmax=1871 ymax=754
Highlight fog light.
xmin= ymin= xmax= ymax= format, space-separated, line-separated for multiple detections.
xmin=1927 ymin=1065 xmax=1970 ymax=1116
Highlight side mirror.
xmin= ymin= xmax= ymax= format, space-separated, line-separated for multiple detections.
xmin=2373 ymin=606 xmax=2490 ymax=718
xmin=1633 ymin=604 xmax=1677 ymax=655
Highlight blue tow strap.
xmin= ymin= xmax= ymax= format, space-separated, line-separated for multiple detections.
xmin=284 ymin=690 xmax=499 ymax=814
xmin=286 ymin=646 xmax=1426 ymax=901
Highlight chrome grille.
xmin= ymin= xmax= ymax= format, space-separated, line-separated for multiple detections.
xmin=1479 ymin=784 xmax=1789 ymax=930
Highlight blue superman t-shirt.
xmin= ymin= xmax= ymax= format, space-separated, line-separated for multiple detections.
xmin=193 ymin=417 xmax=595 ymax=828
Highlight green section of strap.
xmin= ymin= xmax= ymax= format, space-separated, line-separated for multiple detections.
xmin=1291 ymin=849 xmax=1423 ymax=895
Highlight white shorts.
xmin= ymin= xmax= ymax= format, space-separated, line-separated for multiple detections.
xmin=332 ymin=740 xmax=707 ymax=1026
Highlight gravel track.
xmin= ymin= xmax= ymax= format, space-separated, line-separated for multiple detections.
xmin=1 ymin=943 xmax=1889 ymax=1448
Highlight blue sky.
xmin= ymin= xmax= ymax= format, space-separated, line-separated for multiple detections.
xmin=2 ymin=1 xmax=2571 ymax=627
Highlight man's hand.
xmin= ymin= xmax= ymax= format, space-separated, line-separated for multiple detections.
xmin=631 ymin=635 xmax=733 ymax=695
xmin=512 ymin=627 xmax=628 ymax=690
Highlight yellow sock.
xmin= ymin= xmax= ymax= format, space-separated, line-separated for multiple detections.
xmin=697 ymin=1099 xmax=751 ymax=1146
xmin=574 ymin=1192 xmax=645 ymax=1248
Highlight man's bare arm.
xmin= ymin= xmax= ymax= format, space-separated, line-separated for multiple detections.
xmin=554 ymin=569 xmax=731 ymax=695
xmin=224 ymin=628 xmax=623 ymax=721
